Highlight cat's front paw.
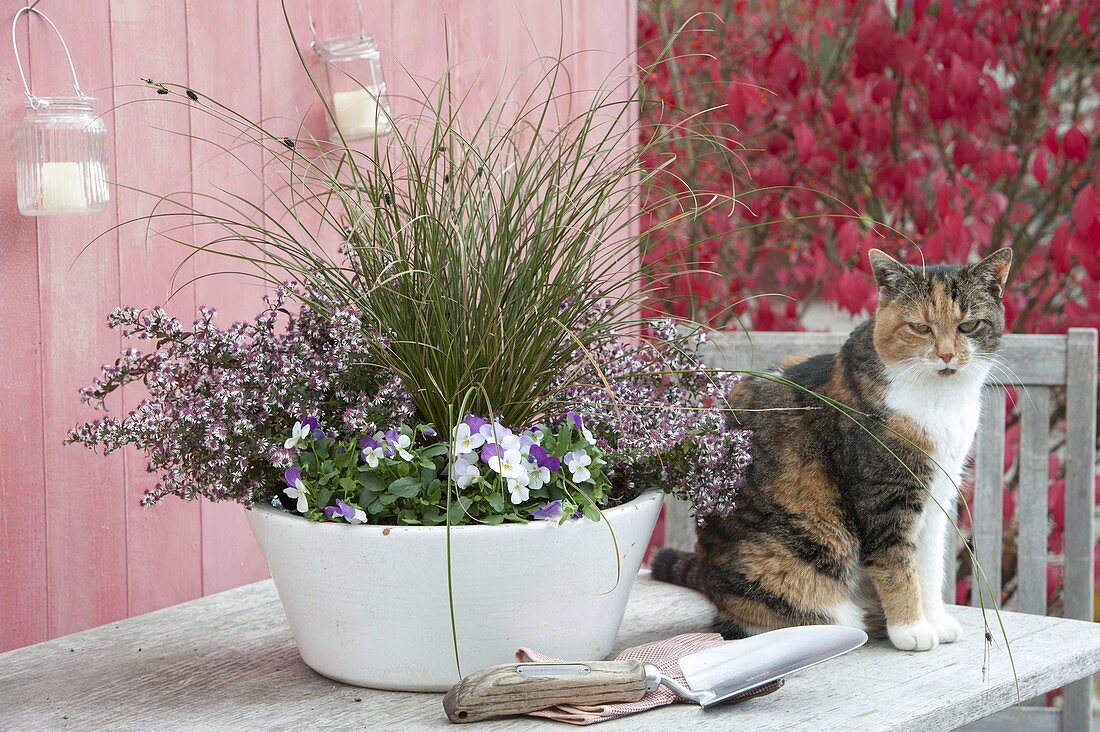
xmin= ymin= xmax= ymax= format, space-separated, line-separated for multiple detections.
xmin=887 ymin=620 xmax=939 ymax=651
xmin=927 ymin=612 xmax=963 ymax=644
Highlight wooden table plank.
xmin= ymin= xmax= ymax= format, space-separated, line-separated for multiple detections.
xmin=3 ymin=573 xmax=1100 ymax=731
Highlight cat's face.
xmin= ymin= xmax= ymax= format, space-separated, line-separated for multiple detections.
xmin=869 ymin=248 xmax=1012 ymax=378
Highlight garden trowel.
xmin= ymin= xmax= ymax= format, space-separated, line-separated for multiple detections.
xmin=443 ymin=624 xmax=868 ymax=723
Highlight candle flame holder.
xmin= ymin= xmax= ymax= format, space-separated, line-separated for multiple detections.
xmin=307 ymin=0 xmax=392 ymax=142
xmin=12 ymin=5 xmax=109 ymax=216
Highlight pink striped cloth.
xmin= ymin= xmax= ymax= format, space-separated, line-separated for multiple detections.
xmin=515 ymin=633 xmax=783 ymax=725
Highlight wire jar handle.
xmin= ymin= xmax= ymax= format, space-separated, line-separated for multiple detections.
xmin=11 ymin=6 xmax=85 ymax=109
xmin=305 ymin=0 xmax=366 ymax=49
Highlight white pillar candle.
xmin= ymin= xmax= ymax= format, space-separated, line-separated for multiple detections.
xmin=40 ymin=161 xmax=89 ymax=211
xmin=333 ymin=88 xmax=388 ymax=139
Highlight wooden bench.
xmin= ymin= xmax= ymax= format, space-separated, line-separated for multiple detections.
xmin=662 ymin=328 xmax=1099 ymax=731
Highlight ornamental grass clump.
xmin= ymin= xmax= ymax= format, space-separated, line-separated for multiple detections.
xmin=70 ymin=21 xmax=750 ymax=525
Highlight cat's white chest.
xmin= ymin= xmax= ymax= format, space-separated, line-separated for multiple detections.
xmin=884 ymin=365 xmax=989 ymax=502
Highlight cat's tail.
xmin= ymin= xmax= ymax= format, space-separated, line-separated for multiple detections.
xmin=650 ymin=547 xmax=702 ymax=590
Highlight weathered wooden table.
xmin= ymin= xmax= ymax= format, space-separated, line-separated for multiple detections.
xmin=4 ymin=573 xmax=1100 ymax=731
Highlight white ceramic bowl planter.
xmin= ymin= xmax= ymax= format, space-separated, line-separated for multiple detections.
xmin=247 ymin=491 xmax=663 ymax=691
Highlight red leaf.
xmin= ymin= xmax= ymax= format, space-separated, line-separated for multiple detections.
xmin=1031 ymin=147 xmax=1049 ymax=185
xmin=1062 ymin=126 xmax=1089 ymax=162
xmin=1050 ymin=223 xmax=1073 ymax=275
xmin=1073 ymin=186 xmax=1096 ymax=237
xmin=793 ymin=122 xmax=815 ymax=163
xmin=853 ymin=7 xmax=895 ymax=77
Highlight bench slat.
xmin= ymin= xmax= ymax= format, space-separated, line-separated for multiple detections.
xmin=1017 ymin=386 xmax=1051 ymax=617
xmin=943 ymin=497 xmax=959 ymax=604
xmin=699 ymin=332 xmax=1068 ymax=385
xmin=1062 ymin=328 xmax=1097 ymax=732
xmin=972 ymin=386 xmax=1006 ymax=609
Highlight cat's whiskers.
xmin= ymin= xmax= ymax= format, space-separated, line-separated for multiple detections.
xmin=970 ymin=352 xmax=1033 ymax=409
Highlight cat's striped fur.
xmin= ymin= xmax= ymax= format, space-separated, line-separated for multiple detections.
xmin=652 ymin=248 xmax=1012 ymax=651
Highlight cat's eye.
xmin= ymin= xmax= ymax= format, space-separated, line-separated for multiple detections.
xmin=958 ymin=320 xmax=982 ymax=334
xmin=908 ymin=323 xmax=932 ymax=334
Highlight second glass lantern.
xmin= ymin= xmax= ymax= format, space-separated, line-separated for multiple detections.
xmin=309 ymin=0 xmax=392 ymax=142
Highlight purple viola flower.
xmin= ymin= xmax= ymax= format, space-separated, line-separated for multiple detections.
xmin=528 ymin=444 xmax=561 ymax=472
xmin=480 ymin=442 xmax=503 ymax=464
xmin=360 ymin=434 xmax=385 ymax=467
xmin=302 ymin=416 xmax=325 ymax=440
xmin=464 ymin=415 xmax=488 ymax=434
xmin=566 ymin=410 xmax=596 ymax=443
xmin=384 ymin=428 xmax=414 ymax=460
xmin=530 ymin=499 xmax=564 ymax=521
xmin=282 ymin=467 xmax=308 ymax=513
xmin=422 ymin=425 xmax=437 ymax=438
xmin=323 ymin=498 xmax=366 ymax=524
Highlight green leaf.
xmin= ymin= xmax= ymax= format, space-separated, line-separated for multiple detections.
xmin=420 ymin=443 xmax=449 ymax=459
xmin=487 ymin=493 xmax=506 ymax=512
xmin=359 ymin=474 xmax=385 ymax=492
xmin=447 ymin=496 xmax=473 ymax=524
xmin=388 ymin=476 xmax=422 ymax=498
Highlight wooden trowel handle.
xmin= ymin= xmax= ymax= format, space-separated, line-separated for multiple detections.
xmin=443 ymin=659 xmax=650 ymax=723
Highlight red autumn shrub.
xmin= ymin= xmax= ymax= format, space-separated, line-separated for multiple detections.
xmin=639 ymin=0 xmax=1100 ymax=618
xmin=639 ymin=0 xmax=1099 ymax=334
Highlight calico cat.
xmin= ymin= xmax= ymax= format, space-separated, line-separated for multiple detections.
xmin=652 ymin=248 xmax=1012 ymax=651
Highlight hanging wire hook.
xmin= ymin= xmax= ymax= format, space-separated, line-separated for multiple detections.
xmin=11 ymin=5 xmax=85 ymax=108
xmin=306 ymin=0 xmax=366 ymax=49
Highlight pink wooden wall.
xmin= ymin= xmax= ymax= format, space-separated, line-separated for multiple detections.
xmin=0 ymin=0 xmax=635 ymax=653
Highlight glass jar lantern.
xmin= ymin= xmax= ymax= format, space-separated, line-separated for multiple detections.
xmin=12 ymin=7 xmax=109 ymax=216
xmin=308 ymin=0 xmax=392 ymax=142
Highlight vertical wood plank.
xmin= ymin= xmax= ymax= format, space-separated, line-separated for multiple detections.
xmin=1062 ymin=328 xmax=1097 ymax=732
xmin=942 ymin=496 xmax=959 ymax=604
xmin=0 ymin=11 xmax=47 ymax=653
xmin=1017 ymin=386 xmax=1051 ymax=617
xmin=109 ymin=0 xmax=203 ymax=617
xmin=662 ymin=496 xmax=697 ymax=552
xmin=972 ymin=386 xmax=1006 ymax=609
xmin=388 ymin=0 xmax=449 ymax=118
xmin=185 ymin=0 xmax=269 ymax=594
xmin=31 ymin=1 xmax=129 ymax=637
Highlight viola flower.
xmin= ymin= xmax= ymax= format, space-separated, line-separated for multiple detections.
xmin=283 ymin=467 xmax=309 ymax=513
xmin=422 ymin=425 xmax=437 ymax=438
xmin=284 ymin=420 xmax=313 ymax=450
xmin=324 ymin=498 xmax=366 ymax=524
xmin=528 ymin=444 xmax=561 ymax=473
xmin=384 ymin=429 xmax=414 ymax=461
xmin=450 ymin=456 xmax=481 ymax=488
xmin=303 ymin=417 xmax=325 ymax=440
xmin=464 ymin=415 xmax=488 ymax=434
xmin=359 ymin=435 xmax=385 ymax=468
xmin=479 ymin=420 xmax=515 ymax=446
xmin=530 ymin=499 xmax=563 ymax=521
xmin=453 ymin=422 xmax=485 ymax=455
xmin=480 ymin=442 xmax=503 ymax=464
xmin=564 ymin=449 xmax=592 ymax=483
xmin=567 ymin=411 xmax=596 ymax=444
xmin=506 ymin=476 xmax=531 ymax=504
xmin=526 ymin=458 xmax=551 ymax=491
xmin=488 ymin=448 xmax=526 ymax=480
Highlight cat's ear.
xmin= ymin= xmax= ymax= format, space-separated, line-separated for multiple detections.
xmin=970 ymin=247 xmax=1013 ymax=297
xmin=868 ymin=249 xmax=911 ymax=297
